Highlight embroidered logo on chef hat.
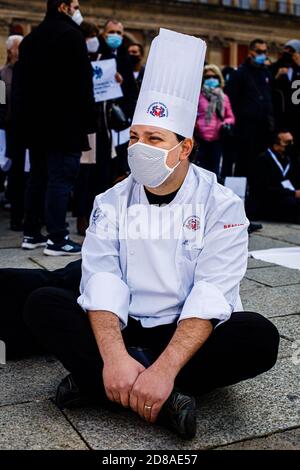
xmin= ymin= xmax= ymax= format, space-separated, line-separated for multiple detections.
xmin=147 ymin=102 xmax=169 ymax=118
xmin=184 ymin=216 xmax=201 ymax=232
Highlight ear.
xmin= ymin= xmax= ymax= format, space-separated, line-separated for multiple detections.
xmin=179 ymin=138 xmax=194 ymax=161
xmin=58 ymin=2 xmax=68 ymax=14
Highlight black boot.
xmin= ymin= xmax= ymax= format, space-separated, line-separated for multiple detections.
xmin=56 ymin=374 xmax=82 ymax=410
xmin=127 ymin=346 xmax=197 ymax=439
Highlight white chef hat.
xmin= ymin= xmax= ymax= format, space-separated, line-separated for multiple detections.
xmin=132 ymin=28 xmax=207 ymax=138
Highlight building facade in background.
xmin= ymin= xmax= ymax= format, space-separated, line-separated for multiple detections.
xmin=0 ymin=0 xmax=300 ymax=66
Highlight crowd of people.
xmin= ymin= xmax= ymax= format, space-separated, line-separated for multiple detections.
xmin=0 ymin=16 xmax=280 ymax=440
xmin=0 ymin=0 xmax=300 ymax=257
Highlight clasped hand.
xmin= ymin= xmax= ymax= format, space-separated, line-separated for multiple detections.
xmin=102 ymin=354 xmax=175 ymax=423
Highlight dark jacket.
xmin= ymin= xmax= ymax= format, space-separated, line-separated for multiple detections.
xmin=226 ymin=59 xmax=274 ymax=130
xmin=253 ymin=148 xmax=300 ymax=218
xmin=97 ymin=35 xmax=138 ymax=121
xmin=12 ymin=11 xmax=95 ymax=152
xmin=270 ymin=60 xmax=300 ymax=131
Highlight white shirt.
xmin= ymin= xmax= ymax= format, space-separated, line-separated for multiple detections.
xmin=78 ymin=164 xmax=249 ymax=328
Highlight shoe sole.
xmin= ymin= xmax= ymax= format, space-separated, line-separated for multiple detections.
xmin=43 ymin=248 xmax=82 ymax=257
xmin=175 ymin=396 xmax=197 ymax=440
xmin=182 ymin=404 xmax=197 ymax=440
xmin=22 ymin=242 xmax=47 ymax=250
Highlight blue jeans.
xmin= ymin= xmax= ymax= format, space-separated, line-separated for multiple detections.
xmin=24 ymin=148 xmax=81 ymax=242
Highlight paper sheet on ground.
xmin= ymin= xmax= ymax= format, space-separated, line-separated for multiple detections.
xmin=249 ymin=247 xmax=300 ymax=270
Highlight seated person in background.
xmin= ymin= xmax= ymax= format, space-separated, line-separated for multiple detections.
xmin=5 ymin=29 xmax=279 ymax=441
xmin=252 ymin=130 xmax=300 ymax=223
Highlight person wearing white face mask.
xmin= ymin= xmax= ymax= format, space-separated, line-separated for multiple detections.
xmin=24 ymin=29 xmax=279 ymax=440
xmin=58 ymin=0 xmax=83 ymax=25
xmin=13 ymin=0 xmax=96 ymax=255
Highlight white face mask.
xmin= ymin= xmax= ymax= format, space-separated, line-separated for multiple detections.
xmin=86 ymin=37 xmax=99 ymax=53
xmin=71 ymin=9 xmax=83 ymax=25
xmin=127 ymin=141 xmax=183 ymax=188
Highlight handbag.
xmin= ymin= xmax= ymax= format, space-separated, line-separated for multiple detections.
xmin=107 ymin=101 xmax=131 ymax=132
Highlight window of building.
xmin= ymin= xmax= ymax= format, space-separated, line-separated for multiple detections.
xmin=294 ymin=0 xmax=300 ymax=15
xmin=222 ymin=0 xmax=233 ymax=6
xmin=257 ymin=0 xmax=266 ymax=10
xmin=277 ymin=0 xmax=288 ymax=13
xmin=237 ymin=0 xmax=251 ymax=8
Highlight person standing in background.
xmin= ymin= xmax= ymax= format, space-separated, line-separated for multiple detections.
xmin=97 ymin=19 xmax=138 ymax=187
xmin=195 ymin=65 xmax=235 ymax=176
xmin=128 ymin=43 xmax=145 ymax=89
xmin=226 ymin=39 xmax=274 ymax=182
xmin=0 ymin=35 xmax=25 ymax=231
xmin=73 ymin=21 xmax=100 ymax=236
xmin=13 ymin=0 xmax=96 ymax=256
xmin=271 ymin=40 xmax=300 ymax=156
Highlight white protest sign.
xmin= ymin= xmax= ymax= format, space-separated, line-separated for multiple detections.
xmin=0 ymin=129 xmax=11 ymax=172
xmin=0 ymin=129 xmax=6 ymax=158
xmin=92 ymin=59 xmax=123 ymax=103
xmin=24 ymin=149 xmax=30 ymax=173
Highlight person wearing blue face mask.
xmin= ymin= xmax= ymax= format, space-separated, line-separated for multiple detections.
xmin=195 ymin=65 xmax=235 ymax=176
xmin=84 ymin=18 xmax=138 ymax=217
xmin=225 ymin=38 xmax=274 ymax=218
xmin=102 ymin=18 xmax=124 ymax=53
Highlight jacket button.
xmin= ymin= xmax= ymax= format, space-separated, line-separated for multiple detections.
xmin=130 ymin=251 xmax=134 ymax=255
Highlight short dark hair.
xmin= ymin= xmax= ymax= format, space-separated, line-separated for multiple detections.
xmin=103 ymin=18 xmax=122 ymax=30
xmin=128 ymin=43 xmax=144 ymax=57
xmin=249 ymin=38 xmax=267 ymax=50
xmin=80 ymin=21 xmax=99 ymax=39
xmin=175 ymin=133 xmax=198 ymax=161
xmin=47 ymin=0 xmax=72 ymax=13
xmin=274 ymin=129 xmax=292 ymax=144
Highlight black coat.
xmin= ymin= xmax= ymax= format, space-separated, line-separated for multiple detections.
xmin=253 ymin=149 xmax=300 ymax=218
xmin=12 ymin=11 xmax=95 ymax=152
xmin=270 ymin=60 xmax=300 ymax=132
xmin=226 ymin=59 xmax=274 ymax=131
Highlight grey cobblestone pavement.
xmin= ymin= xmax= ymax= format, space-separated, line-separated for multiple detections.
xmin=0 ymin=209 xmax=299 ymax=450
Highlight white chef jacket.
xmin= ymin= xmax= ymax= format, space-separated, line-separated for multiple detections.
xmin=78 ymin=164 xmax=249 ymax=328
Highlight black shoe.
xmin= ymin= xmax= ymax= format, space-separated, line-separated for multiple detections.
xmin=21 ymin=234 xmax=47 ymax=250
xmin=248 ymin=222 xmax=263 ymax=234
xmin=127 ymin=346 xmax=197 ymax=439
xmin=158 ymin=389 xmax=197 ymax=439
xmin=44 ymin=237 xmax=82 ymax=256
xmin=56 ymin=374 xmax=123 ymax=412
xmin=56 ymin=374 xmax=83 ymax=410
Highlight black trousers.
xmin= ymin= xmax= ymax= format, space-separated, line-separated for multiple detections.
xmin=6 ymin=142 xmax=27 ymax=226
xmin=234 ymin=121 xmax=270 ymax=181
xmin=0 ymin=261 xmax=82 ymax=359
xmin=195 ymin=140 xmax=222 ymax=176
xmin=259 ymin=196 xmax=300 ymax=224
xmin=24 ymin=148 xmax=81 ymax=242
xmin=23 ymin=287 xmax=279 ymax=399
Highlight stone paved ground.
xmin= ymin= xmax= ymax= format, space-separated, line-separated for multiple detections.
xmin=0 ymin=207 xmax=299 ymax=450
